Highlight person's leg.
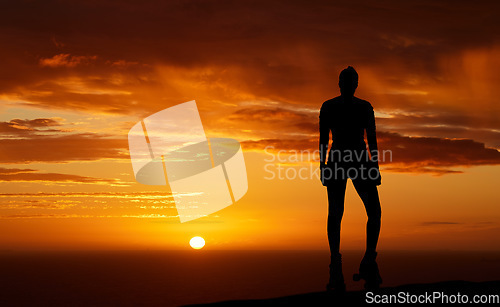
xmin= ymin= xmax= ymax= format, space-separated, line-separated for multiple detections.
xmin=326 ymin=179 xmax=348 ymax=291
xmin=352 ymin=180 xmax=381 ymax=254
xmin=351 ymin=180 xmax=383 ymax=288
xmin=326 ymin=179 xmax=347 ymax=255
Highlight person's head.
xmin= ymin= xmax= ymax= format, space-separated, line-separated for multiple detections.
xmin=338 ymin=66 xmax=358 ymax=97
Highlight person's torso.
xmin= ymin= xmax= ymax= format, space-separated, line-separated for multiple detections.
xmin=321 ymin=96 xmax=372 ymax=151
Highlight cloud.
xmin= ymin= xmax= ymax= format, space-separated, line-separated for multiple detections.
xmin=0 ymin=118 xmax=65 ymax=136
xmin=420 ymin=221 xmax=461 ymax=226
xmin=39 ymin=53 xmax=97 ymax=67
xmin=0 ymin=192 xmax=179 ymax=220
xmin=377 ymin=131 xmax=500 ymax=168
xmin=0 ymin=117 xmax=130 ymax=164
xmin=242 ymin=130 xmax=500 ymax=175
xmin=242 ymin=138 xmax=317 ymax=152
xmin=229 ymin=107 xmax=309 ymax=122
xmin=0 ymin=214 xmax=180 ymax=219
xmin=382 ymin=166 xmax=463 ymax=175
xmin=0 ymin=0 xmax=498 ymax=174
xmin=0 ymin=191 xmax=173 ymax=199
xmin=9 ymin=118 xmax=62 ymax=128
xmin=0 ymin=167 xmax=123 ymax=184
xmin=221 ymin=101 xmax=500 ymax=175
xmin=376 ymin=109 xmax=500 ymax=149
xmin=0 ymin=133 xmax=128 ymax=163
xmin=0 ymin=0 xmax=498 ymax=116
xmin=107 ymin=59 xmax=141 ymax=67
xmin=0 ymin=214 xmax=77 ymax=219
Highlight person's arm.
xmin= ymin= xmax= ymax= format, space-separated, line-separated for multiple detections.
xmin=366 ymin=104 xmax=379 ymax=163
xmin=319 ymin=104 xmax=329 ymax=165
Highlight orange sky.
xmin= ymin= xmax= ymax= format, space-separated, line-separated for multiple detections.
xmin=0 ymin=0 xmax=499 ymax=251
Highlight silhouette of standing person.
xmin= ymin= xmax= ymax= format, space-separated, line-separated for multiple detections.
xmin=319 ymin=66 xmax=382 ymax=292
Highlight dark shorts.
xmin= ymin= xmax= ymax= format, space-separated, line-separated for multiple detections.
xmin=322 ymin=161 xmax=381 ymax=185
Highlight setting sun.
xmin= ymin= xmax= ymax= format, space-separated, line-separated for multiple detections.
xmin=189 ymin=236 xmax=206 ymax=250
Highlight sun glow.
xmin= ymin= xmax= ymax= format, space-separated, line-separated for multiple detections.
xmin=189 ymin=236 xmax=205 ymax=249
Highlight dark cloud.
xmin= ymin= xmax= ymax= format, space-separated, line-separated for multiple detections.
xmin=242 ymin=130 xmax=500 ymax=175
xmin=0 ymin=133 xmax=128 ymax=163
xmin=382 ymin=166 xmax=463 ymax=175
xmin=293 ymin=121 xmax=318 ymax=134
xmin=0 ymin=168 xmax=37 ymax=175
xmin=0 ymin=118 xmax=65 ymax=137
xmin=378 ymin=111 xmax=500 ymax=130
xmin=0 ymin=122 xmax=34 ymax=135
xmin=0 ymin=0 xmax=499 ymax=114
xmin=229 ymin=108 xmax=309 ymax=122
xmin=229 ymin=103 xmax=500 ymax=151
xmin=377 ymin=131 xmax=500 ymax=167
xmin=0 ymin=167 xmax=121 ymax=183
xmin=0 ymin=0 xmax=499 ymax=173
xmin=376 ymin=110 xmax=500 ymax=149
xmin=9 ymin=118 xmax=62 ymax=128
xmin=0 ymin=117 xmax=128 ymax=164
xmin=39 ymin=53 xmax=98 ymax=67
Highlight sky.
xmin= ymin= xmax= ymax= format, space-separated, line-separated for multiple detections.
xmin=0 ymin=0 xmax=499 ymax=251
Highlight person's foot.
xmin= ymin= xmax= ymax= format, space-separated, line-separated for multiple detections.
xmin=354 ymin=251 xmax=382 ymax=290
xmin=326 ymin=253 xmax=346 ymax=293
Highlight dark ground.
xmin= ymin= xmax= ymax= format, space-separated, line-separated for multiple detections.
xmin=1 ymin=250 xmax=499 ymax=306
xmin=187 ymin=280 xmax=500 ymax=306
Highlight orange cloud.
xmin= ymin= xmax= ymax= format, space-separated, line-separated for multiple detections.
xmin=0 ymin=133 xmax=127 ymax=164
xmin=0 ymin=118 xmax=65 ymax=136
xmin=0 ymin=0 xmax=498 ymax=173
xmin=0 ymin=167 xmax=122 ymax=184
xmin=39 ymin=54 xmax=97 ymax=68
xmin=242 ymin=131 xmax=500 ymax=175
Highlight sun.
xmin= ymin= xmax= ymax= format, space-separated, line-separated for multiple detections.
xmin=189 ymin=236 xmax=205 ymax=249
